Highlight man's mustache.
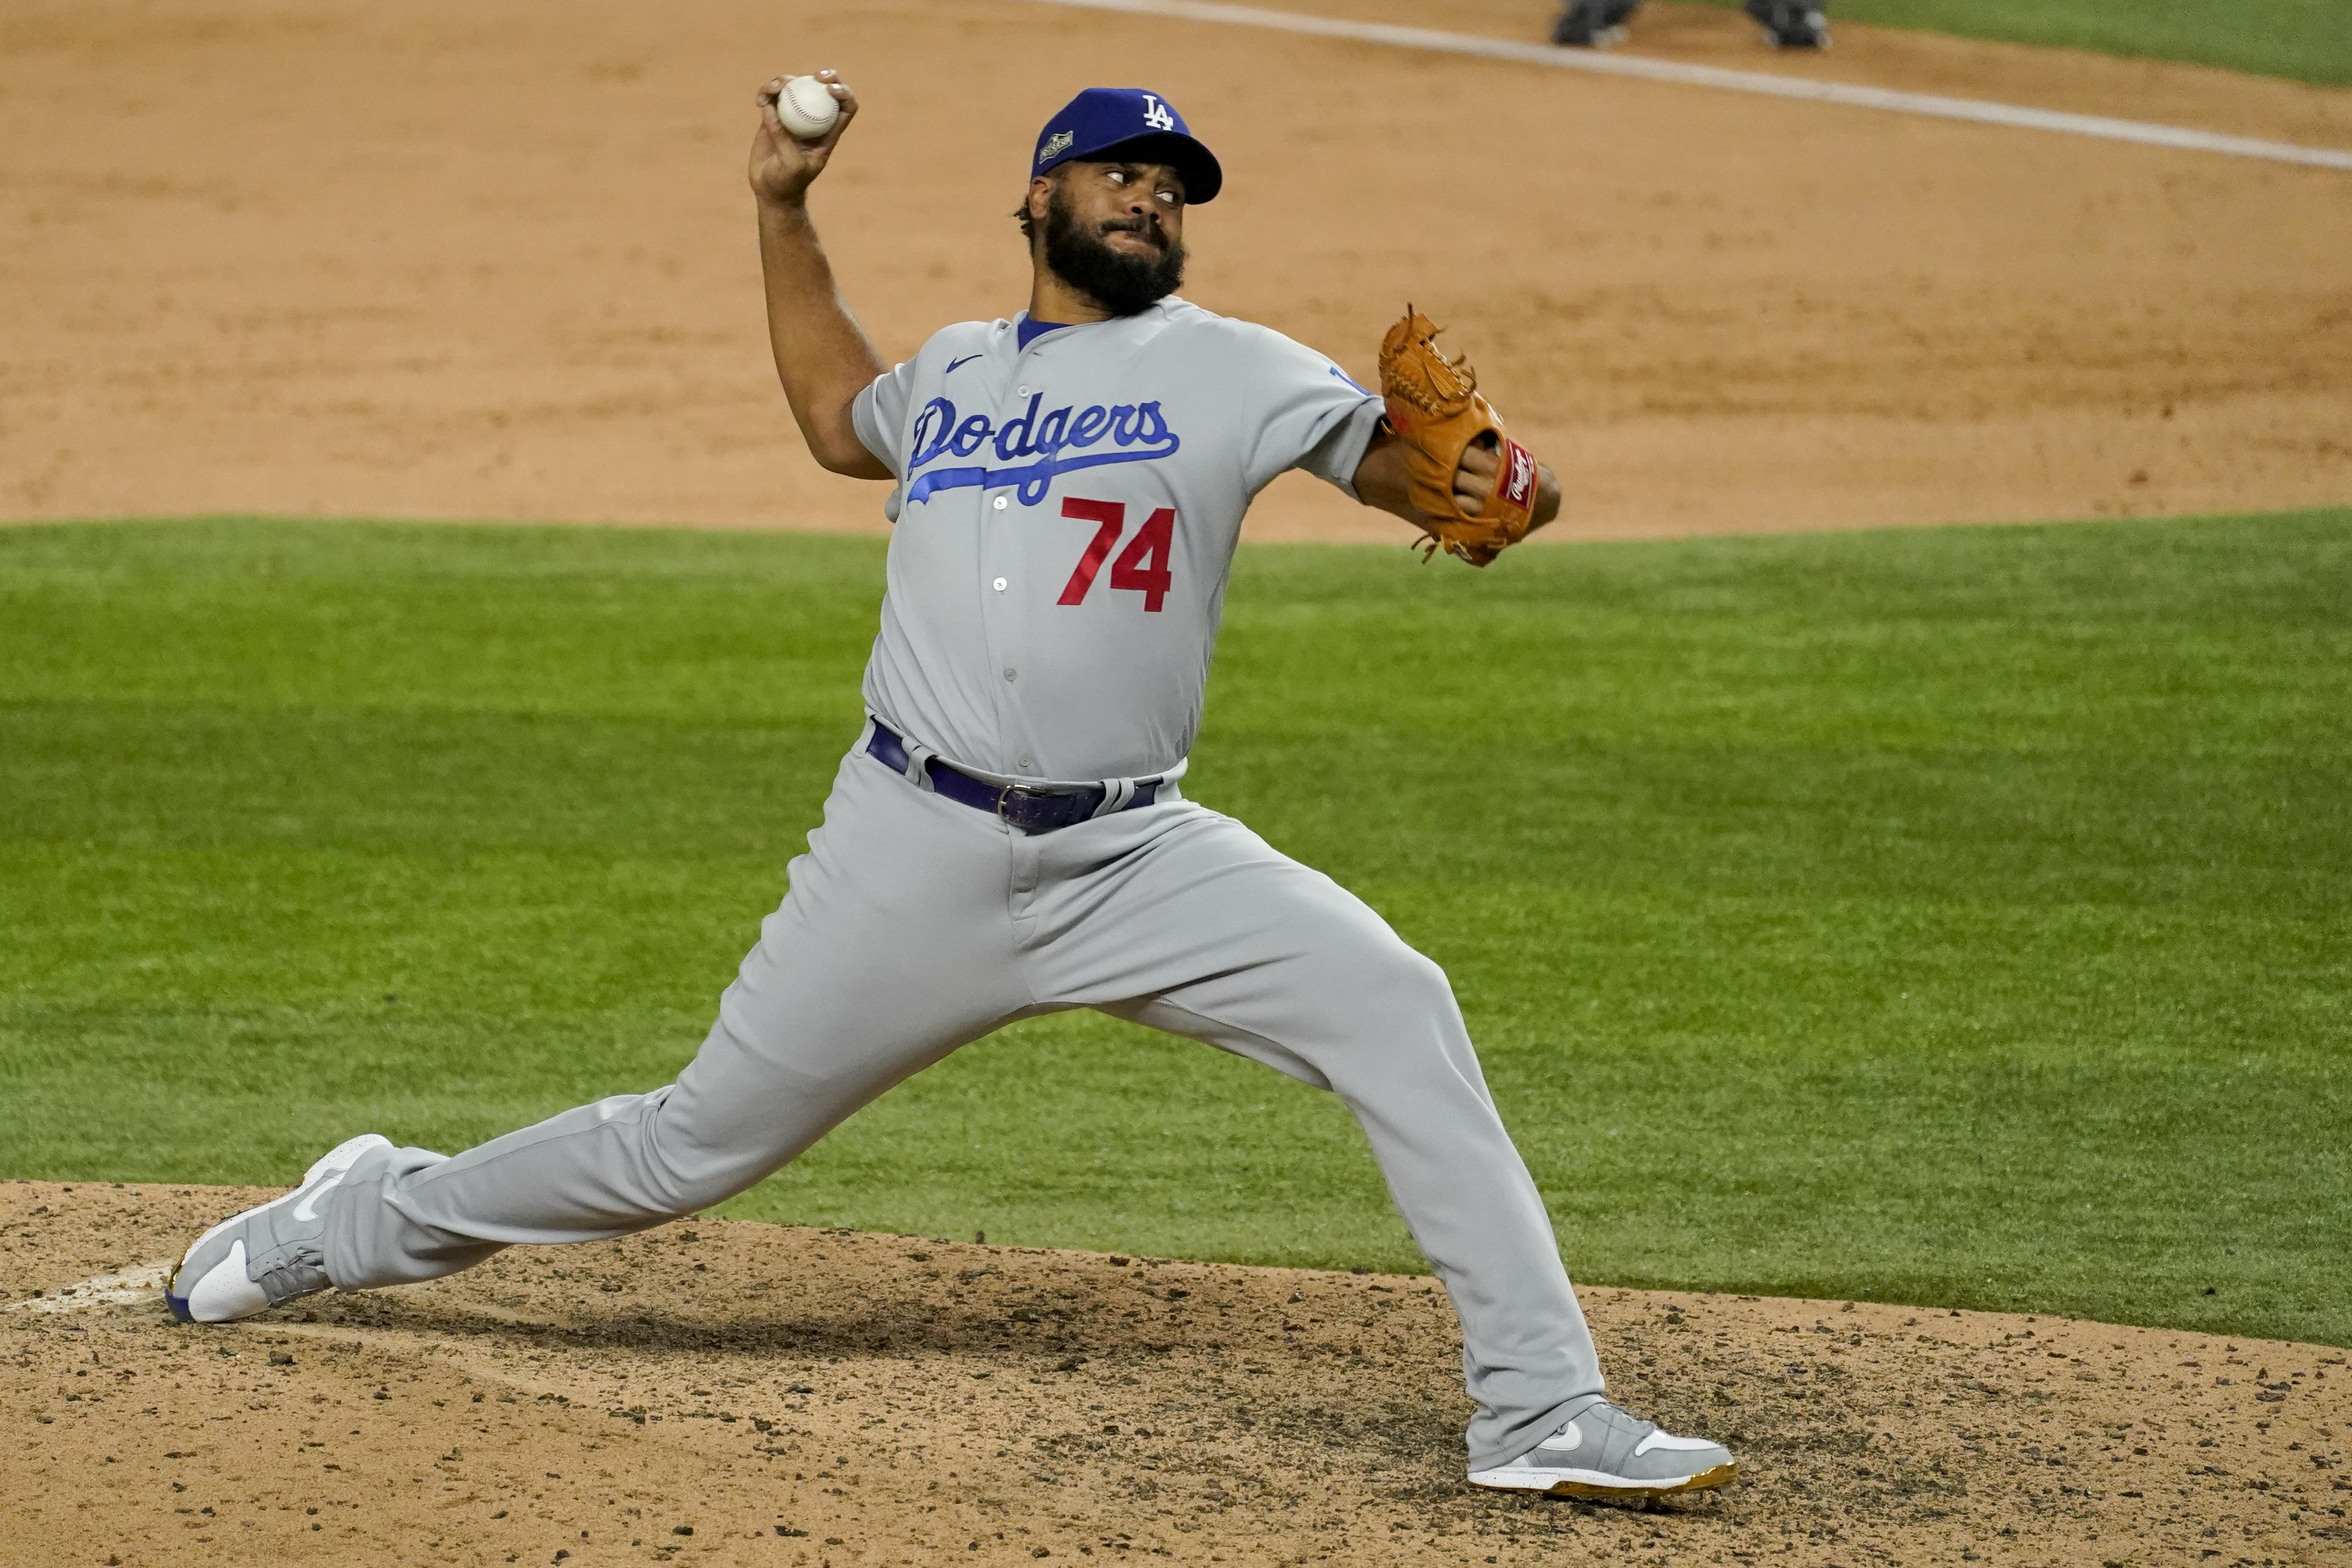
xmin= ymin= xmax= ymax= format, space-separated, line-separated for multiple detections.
xmin=1097 ymin=216 xmax=1167 ymax=250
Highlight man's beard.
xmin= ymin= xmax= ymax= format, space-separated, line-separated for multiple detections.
xmin=1042 ymin=189 xmax=1186 ymax=317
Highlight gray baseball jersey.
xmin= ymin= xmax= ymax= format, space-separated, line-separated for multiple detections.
xmin=850 ymin=297 xmax=1386 ymax=783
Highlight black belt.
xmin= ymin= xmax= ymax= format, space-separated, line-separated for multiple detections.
xmin=865 ymin=722 xmax=1161 ymax=835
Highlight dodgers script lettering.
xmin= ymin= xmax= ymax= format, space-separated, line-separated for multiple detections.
xmin=904 ymin=395 xmax=1182 ymax=506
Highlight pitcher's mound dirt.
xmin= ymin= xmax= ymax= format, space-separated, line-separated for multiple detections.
xmin=5 ymin=1183 xmax=2347 ymax=1567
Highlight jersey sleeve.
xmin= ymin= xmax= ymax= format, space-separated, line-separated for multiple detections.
xmin=851 ymin=359 xmax=919 ymax=476
xmin=1237 ymin=327 xmax=1386 ymax=501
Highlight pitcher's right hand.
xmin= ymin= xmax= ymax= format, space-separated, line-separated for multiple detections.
xmin=750 ymin=71 xmax=858 ymax=207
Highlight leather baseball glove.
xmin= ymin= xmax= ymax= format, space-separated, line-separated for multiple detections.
xmin=1377 ymin=306 xmax=1541 ymax=566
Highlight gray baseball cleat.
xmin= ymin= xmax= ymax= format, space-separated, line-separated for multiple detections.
xmin=1467 ymin=1397 xmax=1739 ymax=1499
xmin=165 ymin=1133 xmax=390 ymax=1323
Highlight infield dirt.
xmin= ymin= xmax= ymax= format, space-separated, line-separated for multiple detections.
xmin=6 ymin=1183 xmax=2348 ymax=1568
xmin=3 ymin=0 xmax=2349 ymax=539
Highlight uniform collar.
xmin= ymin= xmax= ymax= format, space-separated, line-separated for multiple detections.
xmin=1014 ymin=313 xmax=1069 ymax=351
xmin=1001 ymin=298 xmax=1191 ymax=353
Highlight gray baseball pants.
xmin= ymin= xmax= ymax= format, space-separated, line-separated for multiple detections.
xmin=321 ymin=728 xmax=1605 ymax=1469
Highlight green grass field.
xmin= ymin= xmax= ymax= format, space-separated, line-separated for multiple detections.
xmin=1689 ymin=0 xmax=2352 ymax=87
xmin=3 ymin=515 xmax=2348 ymax=1347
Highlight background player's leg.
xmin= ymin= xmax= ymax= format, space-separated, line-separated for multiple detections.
xmin=1023 ymin=806 xmax=1601 ymax=1474
xmin=320 ymin=747 xmax=1037 ymax=1292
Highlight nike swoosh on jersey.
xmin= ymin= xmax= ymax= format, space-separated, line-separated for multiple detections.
xmin=944 ymin=355 xmax=983 ymax=375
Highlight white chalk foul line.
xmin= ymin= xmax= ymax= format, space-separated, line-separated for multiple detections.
xmin=1022 ymin=0 xmax=2352 ymax=172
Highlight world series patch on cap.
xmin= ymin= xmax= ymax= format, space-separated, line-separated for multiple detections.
xmin=1030 ymin=87 xmax=1223 ymax=204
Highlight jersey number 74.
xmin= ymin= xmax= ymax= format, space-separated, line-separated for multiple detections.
xmin=1056 ymin=497 xmax=1174 ymax=612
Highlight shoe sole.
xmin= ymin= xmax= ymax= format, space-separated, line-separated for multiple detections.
xmin=1468 ymin=1460 xmax=1739 ymax=1499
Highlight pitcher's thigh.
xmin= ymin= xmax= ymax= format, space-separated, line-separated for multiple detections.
xmin=656 ymin=757 xmax=1038 ymax=1195
xmin=424 ymin=753 xmax=1028 ymax=1219
xmin=1045 ymin=809 xmax=1486 ymax=1100
xmin=659 ymin=901 xmax=1030 ymax=1199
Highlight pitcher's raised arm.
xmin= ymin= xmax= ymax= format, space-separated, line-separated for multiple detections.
xmin=750 ymin=71 xmax=891 ymax=480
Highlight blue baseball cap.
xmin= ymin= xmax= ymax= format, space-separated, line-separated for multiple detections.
xmin=1030 ymin=87 xmax=1222 ymax=204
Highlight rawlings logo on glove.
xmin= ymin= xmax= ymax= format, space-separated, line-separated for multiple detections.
xmin=1378 ymin=306 xmax=1540 ymax=566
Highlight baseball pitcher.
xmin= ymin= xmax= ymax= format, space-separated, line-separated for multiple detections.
xmin=166 ymin=77 xmax=1738 ymax=1501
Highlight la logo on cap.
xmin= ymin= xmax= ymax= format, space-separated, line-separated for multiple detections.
xmin=1141 ymin=94 xmax=1176 ymax=131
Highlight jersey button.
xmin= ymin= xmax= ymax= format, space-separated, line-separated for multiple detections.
xmin=992 ymin=496 xmax=1008 ymax=511
xmin=1003 ymin=667 xmax=1017 ymax=682
xmin=993 ymin=577 xmax=1007 ymax=592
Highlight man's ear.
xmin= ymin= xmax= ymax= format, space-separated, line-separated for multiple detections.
xmin=1025 ymin=176 xmax=1054 ymax=225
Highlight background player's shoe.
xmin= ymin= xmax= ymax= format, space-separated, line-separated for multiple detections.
xmin=1467 ymin=1396 xmax=1738 ymax=1499
xmin=1550 ymin=0 xmax=1640 ymax=49
xmin=165 ymin=1133 xmax=390 ymax=1323
xmin=1745 ymin=0 xmax=1830 ymax=48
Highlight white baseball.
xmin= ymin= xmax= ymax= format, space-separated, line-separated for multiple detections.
xmin=776 ymin=76 xmax=841 ymax=141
